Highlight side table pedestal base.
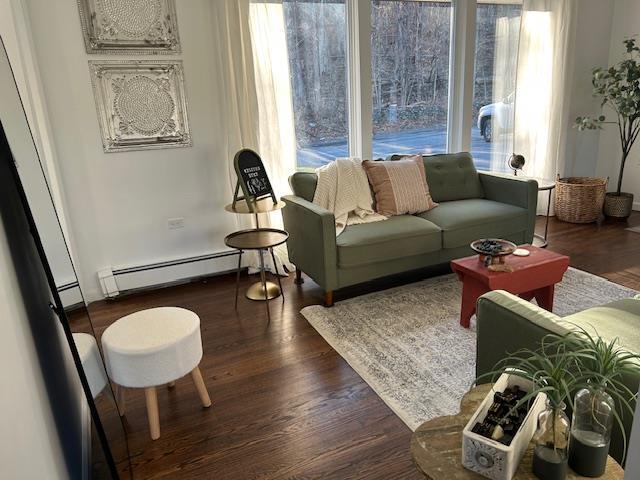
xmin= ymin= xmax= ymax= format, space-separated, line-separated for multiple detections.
xmin=246 ymin=281 xmax=281 ymax=301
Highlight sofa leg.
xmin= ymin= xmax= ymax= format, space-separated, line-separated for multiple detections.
xmin=324 ymin=290 xmax=334 ymax=307
xmin=294 ymin=268 xmax=304 ymax=285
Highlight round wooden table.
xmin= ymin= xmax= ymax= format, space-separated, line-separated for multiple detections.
xmin=410 ymin=384 xmax=624 ymax=479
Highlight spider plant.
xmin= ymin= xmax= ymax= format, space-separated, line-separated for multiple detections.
xmin=476 ymin=325 xmax=640 ymax=461
xmin=477 ymin=334 xmax=580 ymax=411
xmin=476 ymin=336 xmax=579 ymax=458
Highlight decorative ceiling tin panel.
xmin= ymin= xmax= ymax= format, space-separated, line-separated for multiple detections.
xmin=89 ymin=60 xmax=191 ymax=152
xmin=78 ymin=0 xmax=180 ymax=54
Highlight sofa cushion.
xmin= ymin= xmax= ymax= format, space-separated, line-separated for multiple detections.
xmin=423 ymin=153 xmax=484 ymax=202
xmin=416 ymin=199 xmax=528 ymax=248
xmin=363 ymin=156 xmax=438 ymax=216
xmin=290 ymin=152 xmax=483 ymax=204
xmin=337 ymin=215 xmax=442 ymax=268
xmin=564 ymin=299 xmax=640 ymax=352
xmin=289 ymin=172 xmax=317 ymax=201
xmin=388 ymin=152 xmax=484 ymax=202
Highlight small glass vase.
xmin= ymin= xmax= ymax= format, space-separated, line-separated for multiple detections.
xmin=532 ymin=401 xmax=570 ymax=480
xmin=568 ymin=386 xmax=614 ymax=477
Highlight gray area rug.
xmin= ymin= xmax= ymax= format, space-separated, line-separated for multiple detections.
xmin=301 ymin=268 xmax=636 ymax=431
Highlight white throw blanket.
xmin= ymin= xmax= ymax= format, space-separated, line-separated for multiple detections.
xmin=313 ymin=158 xmax=387 ymax=236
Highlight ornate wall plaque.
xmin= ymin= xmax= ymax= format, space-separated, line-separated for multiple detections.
xmin=78 ymin=0 xmax=180 ymax=54
xmin=89 ymin=61 xmax=191 ymax=152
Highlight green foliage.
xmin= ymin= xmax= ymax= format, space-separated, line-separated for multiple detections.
xmin=575 ymin=37 xmax=640 ymax=194
xmin=478 ymin=325 xmax=640 ymax=460
xmin=479 ymin=336 xmax=580 ymax=409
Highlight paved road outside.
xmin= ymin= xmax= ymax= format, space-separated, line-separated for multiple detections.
xmin=297 ymin=126 xmax=511 ymax=171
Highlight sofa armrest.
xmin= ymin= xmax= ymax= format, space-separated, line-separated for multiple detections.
xmin=476 ymin=290 xmax=567 ymax=380
xmin=479 ymin=173 xmax=538 ymax=242
xmin=281 ymin=195 xmax=338 ymax=291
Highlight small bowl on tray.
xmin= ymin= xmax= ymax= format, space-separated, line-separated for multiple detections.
xmin=470 ymin=238 xmax=518 ymax=267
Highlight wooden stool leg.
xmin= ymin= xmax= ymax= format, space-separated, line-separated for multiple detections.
xmin=116 ymin=384 xmax=126 ymax=417
xmin=190 ymin=367 xmax=212 ymax=408
xmin=144 ymin=387 xmax=160 ymax=440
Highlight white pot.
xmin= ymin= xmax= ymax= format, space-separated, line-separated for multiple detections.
xmin=462 ymin=373 xmax=547 ymax=480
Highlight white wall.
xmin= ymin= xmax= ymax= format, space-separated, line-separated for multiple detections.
xmin=22 ymin=0 xmax=242 ymax=301
xmin=564 ymin=0 xmax=614 ymax=178
xmin=0 ymin=219 xmax=68 ymax=479
xmin=0 ymin=10 xmax=76 ymax=296
xmin=595 ymin=0 xmax=640 ymax=208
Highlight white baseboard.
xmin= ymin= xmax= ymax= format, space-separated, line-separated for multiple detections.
xmin=104 ymin=250 xmax=240 ymax=297
xmin=633 ymin=201 xmax=640 ymax=211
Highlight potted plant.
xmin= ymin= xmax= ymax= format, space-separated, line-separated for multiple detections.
xmin=478 ymin=339 xmax=578 ymax=480
xmin=478 ymin=328 xmax=640 ymax=479
xmin=575 ymin=37 xmax=640 ymax=219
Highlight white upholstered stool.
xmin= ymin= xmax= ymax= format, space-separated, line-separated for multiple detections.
xmin=73 ymin=333 xmax=108 ymax=399
xmin=101 ymin=307 xmax=211 ymax=440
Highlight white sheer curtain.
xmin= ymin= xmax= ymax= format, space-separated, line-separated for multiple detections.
xmin=249 ymin=0 xmax=296 ymax=273
xmin=211 ymin=0 xmax=296 ymax=274
xmin=489 ymin=16 xmax=521 ymax=172
xmin=513 ymin=0 xmax=577 ymax=214
xmin=210 ymin=0 xmax=259 ymax=233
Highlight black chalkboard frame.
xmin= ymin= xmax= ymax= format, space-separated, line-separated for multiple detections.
xmin=232 ymin=148 xmax=277 ymax=211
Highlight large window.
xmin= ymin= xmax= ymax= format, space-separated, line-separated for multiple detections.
xmin=471 ymin=1 xmax=522 ymax=171
xmin=371 ymin=1 xmax=452 ymax=158
xmin=283 ymin=0 xmax=523 ymax=170
xmin=283 ymin=0 xmax=348 ymax=169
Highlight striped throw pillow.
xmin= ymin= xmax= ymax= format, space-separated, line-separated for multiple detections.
xmin=362 ymin=156 xmax=438 ymax=216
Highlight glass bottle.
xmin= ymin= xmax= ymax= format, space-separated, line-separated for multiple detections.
xmin=532 ymin=401 xmax=570 ymax=480
xmin=568 ymin=386 xmax=614 ymax=477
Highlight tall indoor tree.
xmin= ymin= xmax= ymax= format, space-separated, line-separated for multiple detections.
xmin=576 ymin=37 xmax=640 ymax=219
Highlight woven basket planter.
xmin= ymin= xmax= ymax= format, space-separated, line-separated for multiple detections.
xmin=604 ymin=192 xmax=634 ymax=219
xmin=555 ymin=177 xmax=607 ymax=223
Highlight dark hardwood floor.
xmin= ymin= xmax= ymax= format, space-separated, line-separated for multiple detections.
xmin=87 ymin=213 xmax=640 ymax=479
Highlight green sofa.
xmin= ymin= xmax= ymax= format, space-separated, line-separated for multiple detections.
xmin=282 ymin=152 xmax=538 ymax=305
xmin=476 ymin=290 xmax=640 ymax=464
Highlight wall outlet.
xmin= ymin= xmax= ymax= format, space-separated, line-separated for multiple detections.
xmin=168 ymin=217 xmax=185 ymax=229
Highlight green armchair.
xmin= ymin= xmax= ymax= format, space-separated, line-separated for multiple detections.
xmin=476 ymin=289 xmax=640 ymax=464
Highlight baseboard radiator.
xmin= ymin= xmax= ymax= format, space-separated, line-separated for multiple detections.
xmin=57 ymin=281 xmax=84 ymax=309
xmin=98 ymin=250 xmax=241 ymax=298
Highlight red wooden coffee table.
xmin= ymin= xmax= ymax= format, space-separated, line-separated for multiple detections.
xmin=450 ymin=245 xmax=570 ymax=328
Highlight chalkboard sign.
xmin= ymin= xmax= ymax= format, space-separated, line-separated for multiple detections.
xmin=232 ymin=149 xmax=276 ymax=211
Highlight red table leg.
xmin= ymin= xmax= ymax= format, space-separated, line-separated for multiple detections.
xmin=533 ymin=285 xmax=555 ymax=311
xmin=459 ymin=276 xmax=489 ymax=328
xmin=519 ymin=291 xmax=535 ymax=302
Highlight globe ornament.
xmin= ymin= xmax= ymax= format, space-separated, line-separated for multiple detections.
xmin=507 ymin=153 xmax=525 ymax=176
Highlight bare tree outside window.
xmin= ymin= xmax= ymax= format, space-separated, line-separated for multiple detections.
xmin=371 ymin=0 xmax=452 ymax=157
xmin=283 ymin=0 xmax=348 ymax=169
xmin=283 ymin=0 xmax=522 ymax=170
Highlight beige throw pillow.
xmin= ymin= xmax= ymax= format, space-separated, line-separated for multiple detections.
xmin=362 ymin=156 xmax=438 ymax=216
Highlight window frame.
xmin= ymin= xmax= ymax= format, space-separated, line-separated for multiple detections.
xmin=344 ymin=0 xmax=522 ymax=162
xmin=288 ymin=0 xmax=521 ymax=168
